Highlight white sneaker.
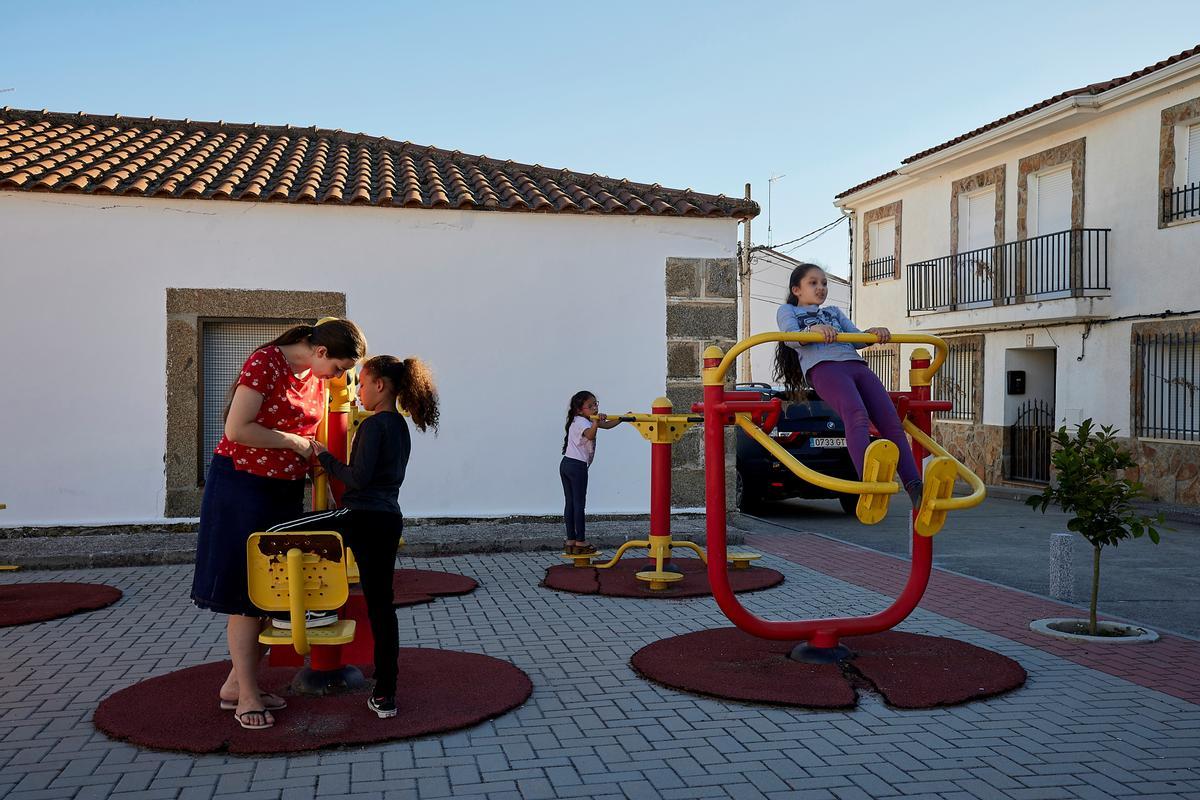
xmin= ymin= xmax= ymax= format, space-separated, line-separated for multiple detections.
xmin=272 ymin=611 xmax=338 ymax=629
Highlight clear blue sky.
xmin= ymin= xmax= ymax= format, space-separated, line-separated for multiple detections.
xmin=5 ymin=1 xmax=1199 ymax=276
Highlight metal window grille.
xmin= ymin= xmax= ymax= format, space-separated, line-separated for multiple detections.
xmin=863 ymin=255 xmax=895 ymax=283
xmin=863 ymin=348 xmax=898 ymax=391
xmin=1134 ymin=331 xmax=1200 ymax=441
xmin=199 ymin=318 xmax=311 ymax=479
xmin=1162 ymin=182 xmax=1200 ymax=223
xmin=932 ymin=341 xmax=978 ymax=421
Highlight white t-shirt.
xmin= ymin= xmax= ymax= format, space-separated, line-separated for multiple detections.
xmin=564 ymin=415 xmax=596 ymax=465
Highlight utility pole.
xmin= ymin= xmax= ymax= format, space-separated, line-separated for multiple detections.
xmin=740 ymin=183 xmax=752 ymax=383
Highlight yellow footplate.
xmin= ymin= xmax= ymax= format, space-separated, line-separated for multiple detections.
xmin=635 ymin=570 xmax=683 ymax=590
xmin=561 ymin=551 xmax=603 ymax=567
xmin=914 ymin=456 xmax=958 ymax=537
xmin=726 ymin=552 xmax=761 ymax=570
xmin=857 ymin=439 xmax=899 ymax=524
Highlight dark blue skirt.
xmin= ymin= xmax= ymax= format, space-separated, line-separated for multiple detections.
xmin=191 ymin=455 xmax=305 ymax=616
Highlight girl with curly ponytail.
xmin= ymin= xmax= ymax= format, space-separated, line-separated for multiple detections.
xmin=264 ymin=353 xmax=440 ymax=720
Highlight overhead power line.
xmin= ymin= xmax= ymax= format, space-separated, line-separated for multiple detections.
xmin=754 ymin=215 xmax=845 ymax=252
xmin=779 ymin=218 xmax=847 ymax=254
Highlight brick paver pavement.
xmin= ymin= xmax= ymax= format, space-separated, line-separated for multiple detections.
xmin=1 ymin=549 xmax=1198 ymax=799
xmin=748 ymin=530 xmax=1200 ymax=707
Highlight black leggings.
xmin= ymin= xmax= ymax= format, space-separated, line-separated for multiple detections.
xmin=559 ymin=456 xmax=589 ymax=539
xmin=268 ymin=508 xmax=403 ymax=697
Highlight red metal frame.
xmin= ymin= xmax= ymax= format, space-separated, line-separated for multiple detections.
xmin=703 ymin=352 xmax=944 ymax=649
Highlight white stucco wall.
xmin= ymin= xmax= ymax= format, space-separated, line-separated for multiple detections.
xmin=0 ymin=192 xmax=736 ymax=525
xmin=841 ymin=73 xmax=1200 ymax=434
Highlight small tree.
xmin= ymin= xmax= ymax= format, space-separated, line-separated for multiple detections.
xmin=1026 ymin=419 xmax=1163 ymax=635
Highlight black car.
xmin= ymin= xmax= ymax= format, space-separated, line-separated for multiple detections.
xmin=734 ymin=383 xmax=860 ymax=514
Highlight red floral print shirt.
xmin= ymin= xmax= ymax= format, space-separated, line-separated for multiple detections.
xmin=213 ymin=345 xmax=324 ymax=479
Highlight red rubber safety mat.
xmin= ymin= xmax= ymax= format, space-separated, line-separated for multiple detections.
xmin=0 ymin=582 xmax=122 ymax=627
xmin=94 ymin=649 xmax=532 ymax=754
xmin=543 ymin=557 xmax=783 ymax=598
xmin=632 ymin=627 xmax=1025 ymax=709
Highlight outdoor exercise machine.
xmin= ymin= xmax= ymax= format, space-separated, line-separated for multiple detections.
xmin=563 ymin=397 xmax=766 ymax=590
xmin=699 ymin=332 xmax=986 ymax=661
xmin=248 ymin=530 xmax=363 ymax=691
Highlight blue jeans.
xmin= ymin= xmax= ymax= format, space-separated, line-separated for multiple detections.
xmin=559 ymin=456 xmax=589 ymax=539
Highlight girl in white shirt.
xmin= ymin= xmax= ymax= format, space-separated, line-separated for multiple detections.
xmin=560 ymin=390 xmax=621 ymax=554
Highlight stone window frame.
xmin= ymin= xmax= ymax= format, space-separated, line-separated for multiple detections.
xmin=1016 ymin=138 xmax=1085 ymax=241
xmin=861 ymin=200 xmax=902 ymax=283
xmin=1129 ymin=316 xmax=1200 ymax=443
xmin=950 ymin=165 xmax=1006 ymax=255
xmin=165 ymin=288 xmax=345 ymax=517
xmin=1158 ymin=96 xmax=1200 ymax=229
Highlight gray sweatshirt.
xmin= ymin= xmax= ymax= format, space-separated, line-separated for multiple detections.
xmin=317 ymin=411 xmax=410 ymax=515
xmin=776 ymin=303 xmax=868 ymax=378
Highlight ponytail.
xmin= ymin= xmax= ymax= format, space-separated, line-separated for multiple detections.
xmin=774 ymin=344 xmax=807 ymax=394
xmin=267 ymin=318 xmax=367 ymax=360
xmin=362 ymin=355 xmax=440 ymax=434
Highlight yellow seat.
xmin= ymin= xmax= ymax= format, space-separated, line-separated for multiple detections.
xmin=856 ymin=439 xmax=899 ymax=524
xmin=635 ymin=570 xmax=684 ymax=590
xmin=914 ymin=456 xmax=958 ymax=537
xmin=246 ymin=531 xmax=356 ymax=655
xmin=726 ymin=552 xmax=761 ymax=570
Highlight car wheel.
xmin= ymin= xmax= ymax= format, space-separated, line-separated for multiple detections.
xmin=736 ymin=471 xmax=761 ymax=514
xmin=838 ymin=493 xmax=859 ymax=516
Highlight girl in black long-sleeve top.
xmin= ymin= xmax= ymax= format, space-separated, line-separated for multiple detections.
xmin=269 ymin=355 xmax=439 ymax=719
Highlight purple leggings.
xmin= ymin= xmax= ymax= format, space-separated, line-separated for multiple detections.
xmin=807 ymin=359 xmax=919 ymax=486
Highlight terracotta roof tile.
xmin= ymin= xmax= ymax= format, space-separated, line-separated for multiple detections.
xmin=0 ymin=108 xmax=758 ymax=220
xmin=837 ymin=43 xmax=1200 ymax=200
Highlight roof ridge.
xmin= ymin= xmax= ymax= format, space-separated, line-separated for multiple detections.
xmin=836 ymin=42 xmax=1200 ymax=199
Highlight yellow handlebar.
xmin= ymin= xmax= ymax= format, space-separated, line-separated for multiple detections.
xmin=706 ymin=332 xmax=948 ymax=386
xmin=286 ymin=547 xmax=309 ymax=655
xmin=735 ymin=414 xmax=897 ymax=496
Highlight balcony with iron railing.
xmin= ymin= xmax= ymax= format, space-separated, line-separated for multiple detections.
xmin=863 ymin=254 xmax=895 ymax=283
xmin=907 ymin=228 xmax=1111 ymax=316
xmin=1163 ymin=181 xmax=1200 ymax=223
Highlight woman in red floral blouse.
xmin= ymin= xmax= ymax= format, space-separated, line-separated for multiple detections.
xmin=192 ymin=318 xmax=367 ymax=730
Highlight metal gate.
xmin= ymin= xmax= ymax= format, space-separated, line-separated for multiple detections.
xmin=1007 ymin=399 xmax=1054 ymax=483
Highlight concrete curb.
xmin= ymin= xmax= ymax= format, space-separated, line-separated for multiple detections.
xmin=0 ymin=517 xmax=748 ymax=571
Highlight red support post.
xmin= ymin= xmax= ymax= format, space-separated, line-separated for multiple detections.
xmin=649 ymin=400 xmax=673 ymax=539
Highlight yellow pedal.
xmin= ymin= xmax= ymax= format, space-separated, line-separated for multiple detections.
xmin=259 ymin=619 xmax=357 ymax=647
xmin=726 ymin=552 xmax=761 ymax=570
xmin=857 ymin=439 xmax=899 ymax=524
xmin=346 ymin=547 xmax=360 ymax=584
xmin=914 ymin=456 xmax=958 ymax=537
xmin=635 ymin=570 xmax=684 ymax=590
xmin=561 ymin=551 xmax=603 ymax=567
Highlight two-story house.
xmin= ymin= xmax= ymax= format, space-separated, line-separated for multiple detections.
xmin=834 ymin=43 xmax=1200 ymax=507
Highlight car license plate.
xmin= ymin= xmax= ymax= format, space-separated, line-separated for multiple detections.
xmin=811 ymin=437 xmax=846 ymax=448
